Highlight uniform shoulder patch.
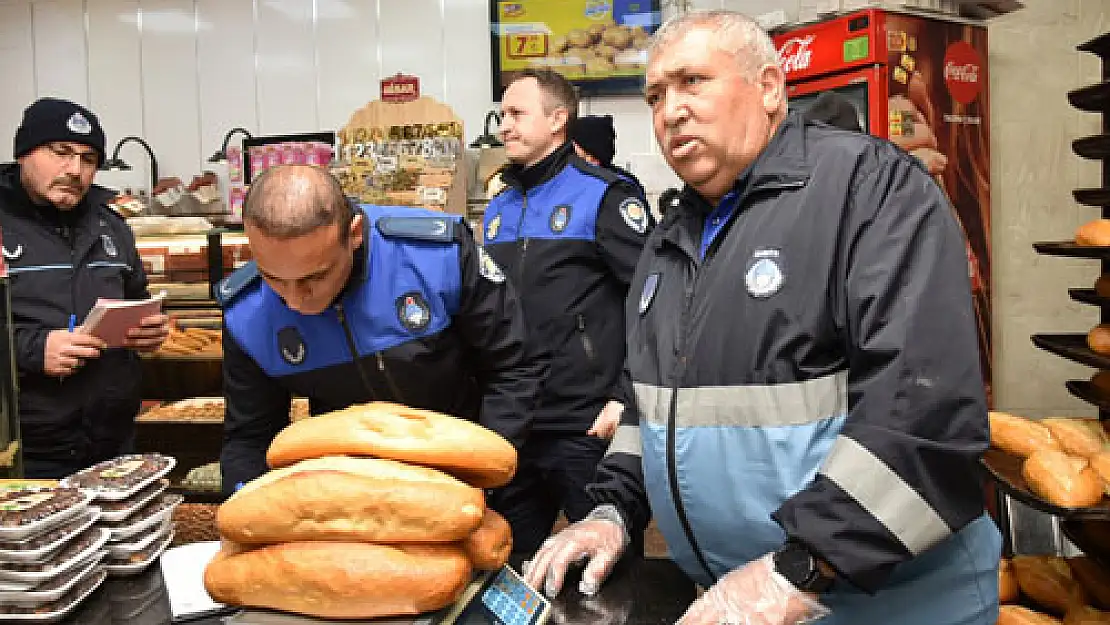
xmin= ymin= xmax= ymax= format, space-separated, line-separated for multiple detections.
xmin=215 ymin=261 xmax=260 ymax=308
xmin=477 ymin=246 xmax=505 ymax=283
xmin=619 ymin=197 xmax=650 ymax=235
xmin=377 ymin=216 xmax=456 ymax=243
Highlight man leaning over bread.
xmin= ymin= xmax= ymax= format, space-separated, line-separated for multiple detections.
xmin=216 ymin=164 xmax=546 ymax=494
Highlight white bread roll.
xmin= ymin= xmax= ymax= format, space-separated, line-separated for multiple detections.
xmin=1044 ymin=418 xmax=1110 ymax=459
xmin=217 ymin=456 xmax=484 ymax=544
xmin=1077 ymin=220 xmax=1110 ymax=247
xmin=1001 ymin=557 xmax=1020 ymax=603
xmin=1023 ymin=450 xmax=1105 ymax=509
xmin=1013 ymin=555 xmax=1088 ymax=615
xmin=1065 ymin=606 xmax=1110 ymax=624
xmin=998 ymin=605 xmax=1063 ymax=625
xmin=266 ymin=402 xmax=517 ymax=488
xmin=204 ymin=541 xmax=471 ymax=619
xmin=461 ymin=509 xmax=512 ymax=571
xmin=1090 ymin=325 xmax=1110 ymax=356
xmin=990 ymin=411 xmax=1062 ymax=458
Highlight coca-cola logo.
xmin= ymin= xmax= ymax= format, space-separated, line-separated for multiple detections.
xmin=777 ymin=35 xmax=816 ymax=74
xmin=943 ymin=41 xmax=982 ymax=104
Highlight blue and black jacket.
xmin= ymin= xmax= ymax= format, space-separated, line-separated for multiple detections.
xmin=483 ymin=143 xmax=651 ymax=432
xmin=0 ymin=163 xmax=148 ymax=471
xmin=218 ymin=204 xmax=545 ymax=493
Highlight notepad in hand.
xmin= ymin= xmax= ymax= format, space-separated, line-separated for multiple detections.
xmin=80 ymin=291 xmax=167 ymax=348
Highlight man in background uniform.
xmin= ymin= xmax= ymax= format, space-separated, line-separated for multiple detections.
xmin=483 ymin=69 xmax=652 ymax=553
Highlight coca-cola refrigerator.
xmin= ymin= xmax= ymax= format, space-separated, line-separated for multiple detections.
xmin=774 ymin=10 xmax=992 ymax=402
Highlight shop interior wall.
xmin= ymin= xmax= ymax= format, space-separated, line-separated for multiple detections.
xmin=990 ymin=0 xmax=1108 ymax=419
xmin=0 ymin=0 xmax=1108 ymax=418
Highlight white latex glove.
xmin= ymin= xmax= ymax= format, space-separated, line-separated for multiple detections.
xmin=522 ymin=504 xmax=629 ymax=598
xmin=587 ymin=400 xmax=624 ymax=439
xmin=677 ymin=553 xmax=830 ymax=625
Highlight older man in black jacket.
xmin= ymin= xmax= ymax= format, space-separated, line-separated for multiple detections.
xmin=0 ymin=98 xmax=170 ymax=478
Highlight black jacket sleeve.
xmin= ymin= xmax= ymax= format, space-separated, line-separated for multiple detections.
xmin=586 ymin=379 xmax=651 ymax=535
xmin=774 ymin=151 xmax=988 ymax=593
xmin=220 ymin=322 xmax=292 ymax=494
xmin=12 ymin=323 xmax=47 ymax=374
xmin=596 ymin=181 xmax=652 ymax=288
xmin=453 ymin=223 xmax=545 ymax=448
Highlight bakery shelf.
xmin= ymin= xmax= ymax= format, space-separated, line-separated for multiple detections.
xmin=1031 ymin=334 xmax=1110 ymax=369
xmin=1070 ymin=288 xmax=1110 ymax=307
xmin=1073 ymin=135 xmax=1110 ymax=160
xmin=1063 ymin=518 xmax=1110 ymax=566
xmin=982 ymin=448 xmax=1110 ymax=520
xmin=1079 ymin=32 xmax=1110 ymax=59
xmin=1074 ymin=188 xmax=1110 ymax=207
xmin=1033 ymin=242 xmax=1110 ymax=259
xmin=1065 ymin=380 xmax=1110 ymax=413
xmin=1069 ymin=81 xmax=1110 ymax=113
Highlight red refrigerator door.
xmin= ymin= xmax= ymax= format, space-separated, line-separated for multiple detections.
xmin=784 ymin=66 xmax=887 ymax=137
xmin=883 ymin=12 xmax=992 ymax=404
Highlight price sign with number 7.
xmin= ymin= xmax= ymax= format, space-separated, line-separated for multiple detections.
xmin=507 ymin=32 xmax=548 ymax=59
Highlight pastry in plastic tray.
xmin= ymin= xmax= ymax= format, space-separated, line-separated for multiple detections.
xmin=0 ymin=568 xmax=106 ymax=622
xmin=0 ymin=488 xmax=92 ymax=542
xmin=0 ymin=529 xmax=108 ymax=582
xmin=106 ymin=520 xmax=171 ymax=558
xmin=97 ymin=479 xmax=168 ymax=524
xmin=106 ymin=529 xmax=174 ymax=576
xmin=0 ymin=558 xmax=100 ymax=606
xmin=0 ymin=507 xmax=100 ymax=563
xmin=101 ymin=493 xmax=182 ymax=541
xmin=60 ymin=454 xmax=176 ymax=501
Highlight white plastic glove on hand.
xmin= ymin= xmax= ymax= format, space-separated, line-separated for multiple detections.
xmin=677 ymin=553 xmax=830 ymax=625
xmin=522 ymin=504 xmax=630 ymax=598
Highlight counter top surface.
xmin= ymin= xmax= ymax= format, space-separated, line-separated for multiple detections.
xmin=50 ymin=554 xmax=697 ymax=624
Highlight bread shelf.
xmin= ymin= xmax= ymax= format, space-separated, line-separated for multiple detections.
xmin=1033 ymin=242 xmax=1110 ymax=259
xmin=1031 ymin=333 xmax=1110 ymax=369
xmin=1079 ymin=32 xmax=1110 ymax=59
xmin=1075 ymin=188 xmax=1110 ymax=207
xmin=1069 ymin=81 xmax=1110 ymax=113
xmin=1073 ymin=135 xmax=1110 ymax=160
xmin=1065 ymin=380 xmax=1110 ymax=413
xmin=1069 ymin=288 xmax=1110 ymax=307
xmin=1063 ymin=518 xmax=1110 ymax=566
xmin=982 ymin=448 xmax=1110 ymax=520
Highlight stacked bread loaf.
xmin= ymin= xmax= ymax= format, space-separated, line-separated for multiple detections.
xmin=203 ymin=402 xmax=516 ymax=620
xmin=997 ymin=554 xmax=1110 ymax=623
xmin=989 ymin=412 xmax=1110 ymax=509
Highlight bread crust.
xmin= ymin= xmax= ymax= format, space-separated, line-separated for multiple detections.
xmin=462 ymin=509 xmax=512 ymax=571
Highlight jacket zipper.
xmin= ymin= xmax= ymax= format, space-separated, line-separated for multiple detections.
xmin=376 ymin=352 xmax=404 ymax=402
xmin=576 ymin=313 xmax=598 ymax=365
xmin=334 ymin=303 xmax=376 ymax=400
xmin=667 ymin=257 xmax=716 ymax=583
xmin=516 ymin=193 xmax=530 ymax=284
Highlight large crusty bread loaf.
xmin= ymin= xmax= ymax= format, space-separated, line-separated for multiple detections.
xmin=991 ymin=411 xmax=1062 ymax=458
xmin=1013 ymin=555 xmax=1088 ymax=615
xmin=1023 ymin=450 xmax=1105 ymax=509
xmin=1069 ymin=556 xmax=1110 ymax=611
xmin=204 ymin=541 xmax=472 ymax=619
xmin=217 ymin=456 xmax=485 ymax=544
xmin=1077 ymin=220 xmax=1110 ymax=247
xmin=1001 ymin=557 xmax=1020 ymax=604
xmin=999 ymin=605 xmax=1064 ymax=625
xmin=462 ymin=509 xmax=512 ymax=571
xmin=266 ymin=402 xmax=517 ymax=488
xmin=1044 ymin=419 xmax=1110 ymax=459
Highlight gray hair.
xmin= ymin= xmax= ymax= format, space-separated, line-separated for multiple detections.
xmin=648 ymin=10 xmax=781 ymax=80
xmin=243 ymin=164 xmax=354 ymax=239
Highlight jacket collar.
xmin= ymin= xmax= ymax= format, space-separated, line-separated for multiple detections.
xmin=658 ymin=112 xmax=812 ymax=255
xmin=499 ymin=142 xmax=575 ymax=192
xmin=0 ymin=162 xmax=116 ymax=222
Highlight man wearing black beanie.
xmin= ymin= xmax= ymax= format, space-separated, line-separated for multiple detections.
xmin=570 ymin=114 xmax=646 ymax=199
xmin=0 ymin=97 xmax=170 ymax=477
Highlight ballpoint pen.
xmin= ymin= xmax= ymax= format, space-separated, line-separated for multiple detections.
xmin=67 ymin=314 xmax=76 ymax=333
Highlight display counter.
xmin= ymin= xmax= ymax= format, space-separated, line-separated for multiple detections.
xmin=51 ymin=554 xmax=696 ymax=624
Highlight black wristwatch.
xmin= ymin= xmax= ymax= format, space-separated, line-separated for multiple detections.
xmin=772 ymin=541 xmax=836 ymax=594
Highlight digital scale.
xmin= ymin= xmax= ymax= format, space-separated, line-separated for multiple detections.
xmin=221 ymin=564 xmax=551 ymax=625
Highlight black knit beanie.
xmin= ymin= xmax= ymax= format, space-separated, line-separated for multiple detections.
xmin=13 ymin=97 xmax=106 ymax=165
xmin=570 ymin=115 xmax=617 ymax=166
